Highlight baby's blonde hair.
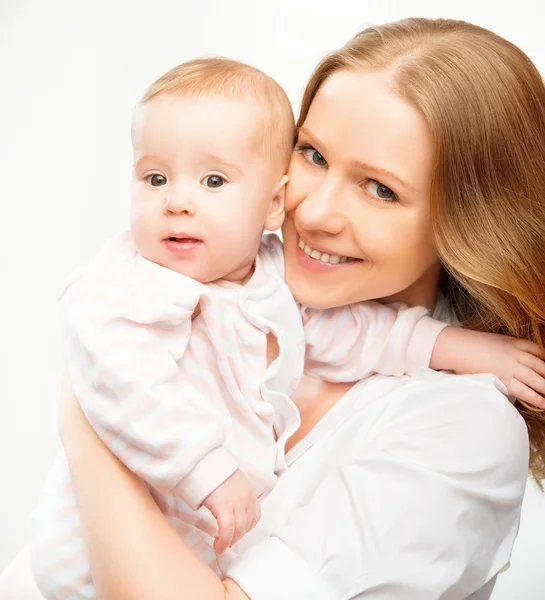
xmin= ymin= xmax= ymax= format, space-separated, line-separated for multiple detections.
xmin=141 ymin=57 xmax=295 ymax=170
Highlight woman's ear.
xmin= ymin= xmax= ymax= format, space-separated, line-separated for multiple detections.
xmin=265 ymin=174 xmax=289 ymax=232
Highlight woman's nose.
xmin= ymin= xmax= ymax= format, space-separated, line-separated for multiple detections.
xmin=163 ymin=191 xmax=196 ymax=216
xmin=296 ymin=177 xmax=346 ymax=235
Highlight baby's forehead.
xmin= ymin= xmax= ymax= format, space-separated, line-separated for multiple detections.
xmin=134 ymin=94 xmax=270 ymax=140
xmin=132 ymin=92 xmax=293 ymax=171
xmin=133 ymin=94 xmax=269 ymax=141
xmin=132 ymin=98 xmax=271 ymax=163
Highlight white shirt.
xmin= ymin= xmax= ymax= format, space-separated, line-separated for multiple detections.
xmin=225 ymin=370 xmax=529 ymax=599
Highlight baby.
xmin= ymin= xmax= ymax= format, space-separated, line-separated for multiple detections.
xmin=31 ymin=58 xmax=545 ymax=600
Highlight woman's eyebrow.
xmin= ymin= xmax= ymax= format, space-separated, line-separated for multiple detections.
xmin=297 ymin=126 xmax=323 ymax=147
xmin=349 ymin=159 xmax=416 ymax=193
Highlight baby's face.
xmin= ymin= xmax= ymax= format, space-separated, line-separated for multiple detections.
xmin=130 ymin=95 xmax=285 ymax=284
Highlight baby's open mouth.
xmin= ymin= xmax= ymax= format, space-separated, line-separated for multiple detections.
xmin=164 ymin=236 xmax=203 ymax=253
xmin=168 ymin=237 xmax=201 ymax=243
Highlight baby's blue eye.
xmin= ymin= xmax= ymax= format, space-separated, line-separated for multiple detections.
xmin=146 ymin=174 xmax=167 ymax=187
xmin=201 ymin=175 xmax=225 ymax=188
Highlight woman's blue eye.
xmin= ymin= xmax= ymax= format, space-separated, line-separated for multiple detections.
xmin=298 ymin=145 xmax=327 ymax=167
xmin=201 ymin=175 xmax=225 ymax=188
xmin=146 ymin=174 xmax=167 ymax=187
xmin=366 ymin=180 xmax=395 ymax=201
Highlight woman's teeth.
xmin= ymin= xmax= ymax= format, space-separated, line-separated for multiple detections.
xmin=298 ymin=239 xmax=355 ymax=264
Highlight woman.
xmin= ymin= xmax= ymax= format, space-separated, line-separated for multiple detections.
xmin=4 ymin=17 xmax=545 ymax=599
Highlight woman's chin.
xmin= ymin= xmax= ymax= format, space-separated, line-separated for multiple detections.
xmin=286 ymin=275 xmax=352 ymax=309
xmin=284 ymin=250 xmax=375 ymax=309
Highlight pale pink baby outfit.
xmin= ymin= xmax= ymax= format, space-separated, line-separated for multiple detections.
xmin=31 ymin=232 xmax=446 ymax=599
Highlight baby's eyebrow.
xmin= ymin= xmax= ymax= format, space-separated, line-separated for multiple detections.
xmin=133 ymin=154 xmax=162 ymax=168
xmin=201 ymin=154 xmax=243 ymax=176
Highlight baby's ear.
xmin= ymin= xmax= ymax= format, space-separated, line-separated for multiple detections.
xmin=265 ymin=174 xmax=289 ymax=232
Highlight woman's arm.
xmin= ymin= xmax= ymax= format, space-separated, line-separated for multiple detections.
xmin=59 ymin=374 xmax=249 ymax=600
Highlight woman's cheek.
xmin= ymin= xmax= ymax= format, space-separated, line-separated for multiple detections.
xmin=403 ymin=211 xmax=437 ymax=264
xmin=386 ymin=213 xmax=437 ymax=278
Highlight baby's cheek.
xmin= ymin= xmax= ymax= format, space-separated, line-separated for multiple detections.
xmin=129 ymin=206 xmax=143 ymax=237
xmin=130 ymin=207 xmax=155 ymax=251
xmin=130 ymin=196 xmax=155 ymax=227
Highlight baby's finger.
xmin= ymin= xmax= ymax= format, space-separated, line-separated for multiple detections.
xmin=248 ymin=497 xmax=261 ymax=531
xmin=518 ymin=352 xmax=545 ymax=380
xmin=514 ymin=339 xmax=545 ymax=360
xmin=514 ymin=363 xmax=545 ymax=396
xmin=213 ymin=508 xmax=236 ymax=555
xmin=230 ymin=504 xmax=250 ymax=548
xmin=508 ymin=378 xmax=545 ymax=409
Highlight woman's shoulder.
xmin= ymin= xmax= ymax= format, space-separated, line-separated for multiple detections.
xmin=358 ymin=370 xmax=530 ymax=490
xmin=403 ymin=370 xmax=526 ymax=427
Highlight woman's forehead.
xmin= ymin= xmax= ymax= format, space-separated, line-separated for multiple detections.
xmin=302 ymin=70 xmax=434 ymax=192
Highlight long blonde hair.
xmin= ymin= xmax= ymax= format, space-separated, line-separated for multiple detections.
xmin=298 ymin=18 xmax=545 ymax=480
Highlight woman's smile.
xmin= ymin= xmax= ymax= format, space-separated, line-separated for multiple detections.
xmin=297 ymin=235 xmax=360 ymax=264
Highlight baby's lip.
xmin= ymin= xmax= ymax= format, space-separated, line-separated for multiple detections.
xmin=165 ymin=232 xmax=202 ymax=243
xmin=163 ymin=236 xmax=203 ymax=255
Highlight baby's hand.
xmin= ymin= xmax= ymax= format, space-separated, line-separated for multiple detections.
xmin=202 ymin=469 xmax=261 ymax=555
xmin=492 ymin=336 xmax=545 ymax=407
xmin=434 ymin=328 xmax=545 ymax=407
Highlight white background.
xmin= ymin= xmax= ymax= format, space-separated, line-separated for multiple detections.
xmin=1 ymin=0 xmax=544 ymax=597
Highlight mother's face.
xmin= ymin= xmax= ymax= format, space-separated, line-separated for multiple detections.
xmin=282 ymin=70 xmax=440 ymax=309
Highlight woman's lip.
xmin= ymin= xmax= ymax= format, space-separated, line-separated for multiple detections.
xmin=297 ymin=234 xmax=341 ymax=257
xmin=294 ymin=242 xmax=357 ymax=273
xmin=297 ymin=234 xmax=359 ymax=262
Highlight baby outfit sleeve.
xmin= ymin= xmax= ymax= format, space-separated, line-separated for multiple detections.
xmin=61 ymin=235 xmax=238 ymax=510
xmin=225 ymin=375 xmax=529 ymax=599
xmin=301 ymin=301 xmax=448 ymax=381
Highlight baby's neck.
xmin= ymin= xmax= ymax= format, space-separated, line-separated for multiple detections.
xmin=219 ymin=261 xmax=255 ymax=287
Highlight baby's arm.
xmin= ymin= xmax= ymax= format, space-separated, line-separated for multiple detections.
xmin=430 ymin=327 xmax=545 ymax=407
xmin=61 ymin=269 xmax=237 ymax=512
xmin=303 ymin=301 xmax=545 ymax=407
xmin=61 ymin=259 xmax=261 ymax=549
xmin=302 ymin=302 xmax=448 ymax=381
